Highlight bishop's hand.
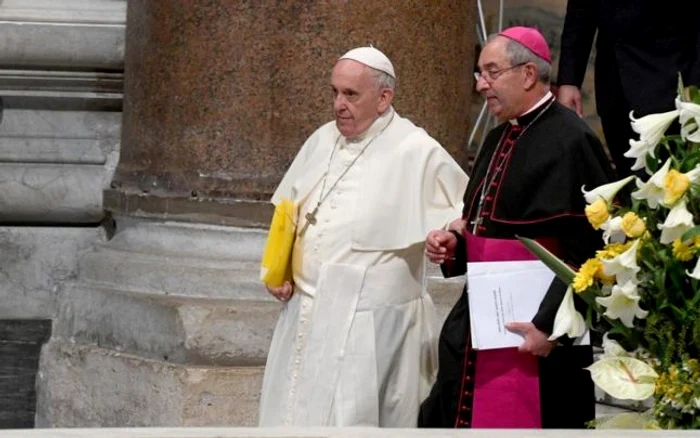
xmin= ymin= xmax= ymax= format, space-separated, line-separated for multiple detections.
xmin=425 ymin=230 xmax=457 ymax=264
xmin=505 ymin=321 xmax=556 ymax=357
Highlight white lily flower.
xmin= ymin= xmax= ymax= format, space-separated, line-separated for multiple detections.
xmin=601 ymin=239 xmax=641 ymax=285
xmin=602 ymin=334 xmax=630 ymax=358
xmin=625 ymin=138 xmax=658 ymax=172
xmin=548 ymin=286 xmax=587 ymax=341
xmin=596 ymin=280 xmax=648 ymax=327
xmin=582 ymin=175 xmax=635 ymax=205
xmin=658 ymin=199 xmax=694 ymax=244
xmin=631 ymin=159 xmax=671 ymax=209
xmin=629 ymin=108 xmax=679 ymax=151
xmin=687 ymin=166 xmax=700 ymax=183
xmin=687 ymin=256 xmax=700 ymax=280
xmin=676 ymin=97 xmax=700 ymax=143
xmin=601 ymin=216 xmax=624 ymax=244
xmin=587 ymin=357 xmax=658 ymax=400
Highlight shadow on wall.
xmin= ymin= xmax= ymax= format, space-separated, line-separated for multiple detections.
xmin=0 ymin=320 xmax=51 ymax=428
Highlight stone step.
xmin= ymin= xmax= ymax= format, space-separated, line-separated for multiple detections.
xmin=36 ymin=340 xmax=263 ymax=427
xmin=55 ymin=281 xmax=279 ymax=367
xmin=78 ymin=222 xmax=267 ymax=300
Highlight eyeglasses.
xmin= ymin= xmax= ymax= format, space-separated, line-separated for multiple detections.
xmin=474 ymin=62 xmax=527 ymax=82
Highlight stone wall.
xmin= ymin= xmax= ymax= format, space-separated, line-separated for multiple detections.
xmin=0 ymin=0 xmax=126 ymax=427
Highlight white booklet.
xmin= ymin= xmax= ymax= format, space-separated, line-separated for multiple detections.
xmin=468 ymin=260 xmax=554 ymax=350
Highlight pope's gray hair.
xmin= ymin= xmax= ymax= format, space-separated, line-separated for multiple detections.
xmin=369 ymin=68 xmax=396 ymax=91
xmin=487 ymin=34 xmax=551 ymax=84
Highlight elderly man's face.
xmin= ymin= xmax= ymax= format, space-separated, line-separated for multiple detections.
xmin=475 ymin=37 xmax=528 ymax=121
xmin=331 ymin=59 xmax=388 ymax=139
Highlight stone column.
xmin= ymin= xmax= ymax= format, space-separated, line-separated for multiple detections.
xmin=0 ymin=0 xmax=126 ymax=428
xmin=37 ymin=1 xmax=477 ymax=427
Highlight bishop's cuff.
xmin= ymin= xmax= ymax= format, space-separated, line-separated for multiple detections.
xmin=440 ymin=230 xmax=466 ymax=278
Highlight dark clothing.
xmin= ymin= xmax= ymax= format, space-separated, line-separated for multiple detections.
xmin=419 ymin=98 xmax=614 ymax=428
xmin=557 ymin=0 xmax=700 ymax=177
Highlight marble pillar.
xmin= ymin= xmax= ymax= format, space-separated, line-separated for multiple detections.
xmin=106 ymin=0 xmax=477 ymax=221
xmin=38 ymin=0 xmax=477 ymax=427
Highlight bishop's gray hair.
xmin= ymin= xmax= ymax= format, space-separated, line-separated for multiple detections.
xmin=486 ymin=34 xmax=551 ymax=84
xmin=369 ymin=68 xmax=396 ymax=91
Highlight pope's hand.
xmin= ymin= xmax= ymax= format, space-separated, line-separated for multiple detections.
xmin=425 ymin=230 xmax=457 ymax=264
xmin=266 ymin=281 xmax=293 ymax=302
xmin=556 ymin=85 xmax=583 ymax=117
xmin=505 ymin=321 xmax=556 ymax=357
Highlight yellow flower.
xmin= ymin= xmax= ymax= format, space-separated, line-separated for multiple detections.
xmin=597 ymin=242 xmax=633 ymax=260
xmin=596 ymin=266 xmax=616 ymax=285
xmin=585 ymin=199 xmax=609 ymax=230
xmin=664 ymin=169 xmax=690 ymax=205
xmin=694 ymin=236 xmax=700 ymax=249
xmin=620 ymin=212 xmax=646 ymax=238
xmin=573 ymin=258 xmax=601 ymax=292
xmin=673 ymin=239 xmax=694 ymax=262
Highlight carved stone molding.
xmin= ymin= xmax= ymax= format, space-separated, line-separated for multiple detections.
xmin=0 ymin=0 xmax=126 ymax=70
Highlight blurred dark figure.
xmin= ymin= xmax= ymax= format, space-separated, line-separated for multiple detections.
xmin=557 ymin=0 xmax=700 ymax=177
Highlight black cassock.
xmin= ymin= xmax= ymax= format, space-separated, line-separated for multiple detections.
xmin=419 ymin=98 xmax=615 ymax=429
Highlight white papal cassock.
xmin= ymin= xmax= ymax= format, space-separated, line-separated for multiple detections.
xmin=259 ymin=108 xmax=468 ymax=427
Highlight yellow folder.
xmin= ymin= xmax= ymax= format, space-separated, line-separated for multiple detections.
xmin=260 ymin=198 xmax=297 ymax=287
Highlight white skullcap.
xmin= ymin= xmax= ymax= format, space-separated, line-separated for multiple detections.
xmin=339 ymin=46 xmax=396 ymax=79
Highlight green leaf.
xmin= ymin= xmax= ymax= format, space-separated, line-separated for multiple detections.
xmin=680 ymin=225 xmax=700 ymax=243
xmin=645 ymin=152 xmax=660 ymax=173
xmin=689 ymin=85 xmax=700 ymax=103
xmin=517 ymin=236 xmax=576 ymax=284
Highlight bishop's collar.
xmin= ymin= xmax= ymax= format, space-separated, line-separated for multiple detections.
xmin=510 ymin=91 xmax=554 ymax=127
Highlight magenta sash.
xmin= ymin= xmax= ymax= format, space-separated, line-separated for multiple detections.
xmin=466 ymin=232 xmax=559 ymax=429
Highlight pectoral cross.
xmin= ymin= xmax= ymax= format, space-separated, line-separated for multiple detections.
xmin=298 ymin=205 xmax=319 ymax=236
xmin=470 ymin=216 xmax=483 ymax=234
xmin=305 ymin=210 xmax=318 ymax=226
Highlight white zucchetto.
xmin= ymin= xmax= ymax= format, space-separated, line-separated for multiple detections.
xmin=339 ymin=46 xmax=396 ymax=79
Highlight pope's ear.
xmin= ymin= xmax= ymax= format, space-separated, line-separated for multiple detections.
xmin=378 ymin=88 xmax=394 ymax=113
